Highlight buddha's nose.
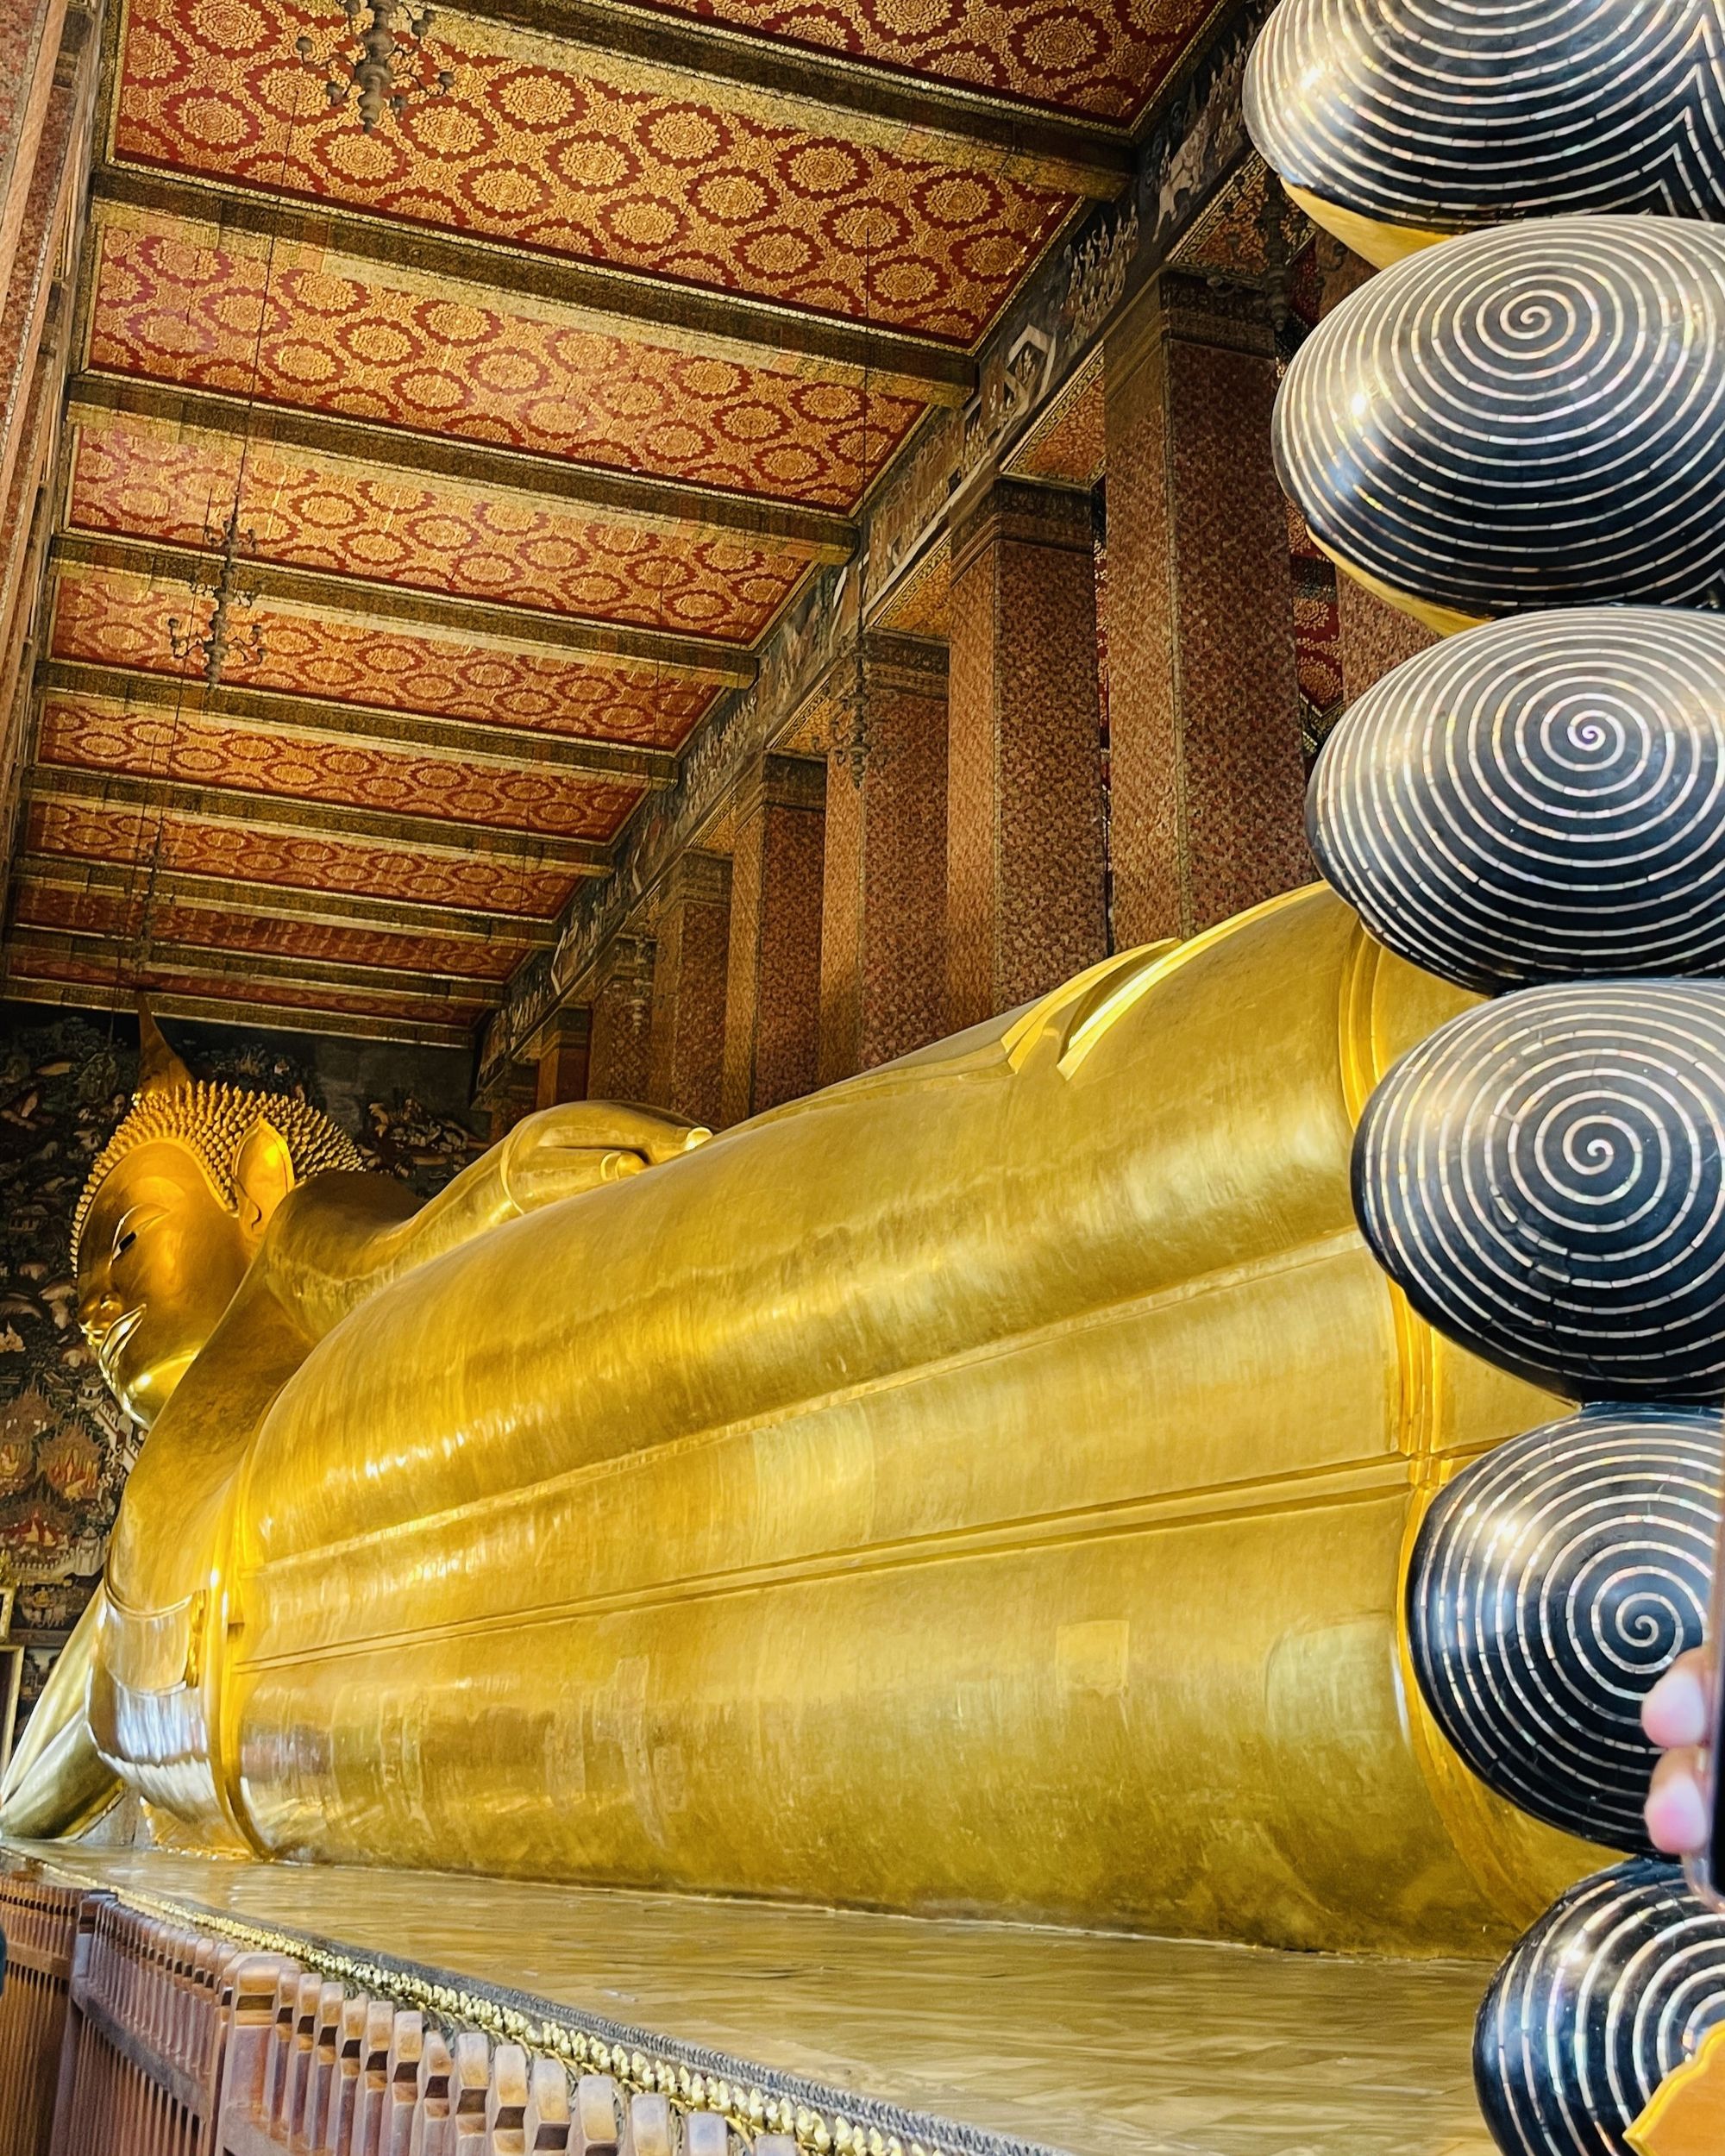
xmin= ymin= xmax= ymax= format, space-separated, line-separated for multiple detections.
xmin=79 ymin=1288 xmax=121 ymax=1341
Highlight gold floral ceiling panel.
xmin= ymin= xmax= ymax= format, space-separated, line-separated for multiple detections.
xmin=23 ymin=798 xmax=581 ymax=918
xmin=66 ymin=408 xmax=815 ymax=638
xmin=113 ymin=0 xmax=1076 ymax=342
xmin=49 ymin=564 xmax=720 ymax=745
xmin=36 ymin=695 xmax=647 ymax=841
xmin=11 ymin=882 xmax=525 ymax=981
xmin=7 ymin=0 xmax=1226 ymax=1042
xmin=85 ymin=216 xmax=925 ymax=507
xmin=615 ymin=0 xmax=1211 ymax=120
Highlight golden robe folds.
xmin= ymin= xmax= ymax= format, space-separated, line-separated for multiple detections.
xmin=76 ymin=891 xmax=1596 ymax=1950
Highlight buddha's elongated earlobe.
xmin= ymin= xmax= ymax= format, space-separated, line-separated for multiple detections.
xmin=234 ymin=1117 xmax=297 ymax=1238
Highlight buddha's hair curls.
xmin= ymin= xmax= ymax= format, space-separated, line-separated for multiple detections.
xmin=72 ymin=1081 xmax=364 ymax=1269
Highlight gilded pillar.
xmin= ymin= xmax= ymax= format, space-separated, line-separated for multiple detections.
xmin=1102 ymin=272 xmax=1308 ymax=946
xmin=647 ymin=851 xmax=731 ymax=1126
xmin=532 ymin=1010 xmax=589 ymax=1112
xmin=587 ymin=935 xmax=656 ymax=1103
xmin=819 ymin=635 xmax=949 ymax=1083
xmin=720 ymin=752 xmax=825 ymax=1125
xmin=945 ymin=479 xmax=1106 ymax=1031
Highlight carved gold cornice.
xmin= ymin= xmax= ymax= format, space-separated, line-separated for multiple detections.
xmin=87 ymin=167 xmax=978 ymax=400
xmin=39 ymin=661 xmax=681 ymax=788
xmin=48 ymin=536 xmax=756 ymax=687
xmin=66 ymin=376 xmax=857 ymax=560
xmin=16 ymin=853 xmax=561 ymax=943
xmin=25 ymin=766 xmax=618 ymax=874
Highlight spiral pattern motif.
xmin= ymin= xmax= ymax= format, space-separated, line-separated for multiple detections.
xmin=1354 ymin=982 xmax=1725 ymax=1401
xmin=1477 ymin=1859 xmax=1725 ymax=2156
xmin=1408 ymin=1407 xmax=1720 ymax=1852
xmin=1275 ymin=217 xmax=1725 ymax=618
xmin=1310 ymin=611 xmax=1725 ymax=991
xmin=1245 ymin=0 xmax=1725 ymax=237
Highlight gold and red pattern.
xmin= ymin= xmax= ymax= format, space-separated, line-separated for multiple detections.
xmin=623 ymin=0 xmax=1208 ymax=122
xmin=87 ymin=221 xmax=923 ymax=508
xmin=114 ymin=0 xmax=1074 ymax=342
xmin=50 ymin=565 xmax=716 ymax=746
xmin=1293 ymin=580 xmax=1342 ymax=718
xmin=1006 ymin=349 xmax=1103 ymax=486
xmin=6 ymin=947 xmax=492 ymax=1024
xmin=13 ymin=881 xmax=524 ymax=981
xmin=67 ymin=411 xmax=811 ymax=640
xmin=37 ymin=695 xmax=644 ymax=842
xmin=25 ymin=798 xmax=579 ymax=917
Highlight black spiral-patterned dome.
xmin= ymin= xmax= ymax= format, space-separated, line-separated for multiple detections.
xmin=1354 ymin=982 xmax=1725 ymax=1401
xmin=1408 ymin=1407 xmax=1720 ymax=1852
xmin=1310 ymin=611 xmax=1725 ymax=991
xmin=1274 ymin=217 xmax=1725 ymax=618
xmin=1476 ymin=1859 xmax=1725 ymax=2156
xmin=1245 ymin=0 xmax=1725 ymax=240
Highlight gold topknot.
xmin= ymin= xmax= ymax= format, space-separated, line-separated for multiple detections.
xmin=72 ymin=1080 xmax=365 ymax=1269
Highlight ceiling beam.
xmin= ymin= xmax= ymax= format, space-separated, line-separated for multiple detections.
xmin=49 ymin=534 xmax=756 ymax=687
xmin=14 ymin=854 xmax=559 ymax=946
xmin=0 ymin=974 xmax=481 ymax=1050
xmin=91 ymin=168 xmax=979 ymax=400
xmin=448 ymin=0 xmax=1131 ymax=197
xmin=38 ymin=661 xmax=681 ymax=789
xmin=7 ymin=924 xmax=503 ymax=1000
xmin=25 ymin=767 xmax=616 ymax=874
xmin=66 ymin=376 xmax=857 ymax=561
xmin=40 ymin=664 xmax=674 ymax=786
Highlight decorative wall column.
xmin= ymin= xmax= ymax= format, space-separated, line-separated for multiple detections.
xmin=0 ymin=0 xmax=71 ymax=314
xmin=532 ymin=1009 xmax=589 ymax=1112
xmin=647 ymin=851 xmax=731 ymax=1127
xmin=587 ymin=934 xmax=656 ymax=1103
xmin=1335 ymin=571 xmax=1436 ymax=706
xmin=0 ymin=1 xmax=97 ymax=879
xmin=819 ymin=634 xmax=949 ymax=1083
xmin=945 ymin=479 xmax=1107 ymax=1031
xmin=1102 ymin=271 xmax=1308 ymax=947
xmin=720 ymin=752 xmax=826 ymax=1125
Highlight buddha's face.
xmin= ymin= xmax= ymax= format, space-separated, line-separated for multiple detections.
xmin=76 ymin=1140 xmax=253 ymax=1428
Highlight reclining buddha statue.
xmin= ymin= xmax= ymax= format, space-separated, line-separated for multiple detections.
xmin=0 ymin=886 xmax=1596 ymax=1954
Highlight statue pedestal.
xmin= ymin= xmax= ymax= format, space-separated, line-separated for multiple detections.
xmin=2 ymin=1843 xmax=1495 ymax=2156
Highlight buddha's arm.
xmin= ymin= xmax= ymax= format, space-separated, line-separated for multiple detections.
xmin=0 ymin=1593 xmax=117 ymax=1838
xmin=264 ymin=1101 xmax=710 ymax=1340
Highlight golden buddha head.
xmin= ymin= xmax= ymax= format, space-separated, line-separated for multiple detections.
xmin=72 ymin=1011 xmax=364 ymax=1427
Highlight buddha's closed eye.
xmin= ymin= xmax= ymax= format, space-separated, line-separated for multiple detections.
xmin=110 ymin=1206 xmax=165 ymax=1265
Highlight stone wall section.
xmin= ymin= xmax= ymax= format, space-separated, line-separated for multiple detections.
xmin=1103 ymin=271 xmax=1308 ymax=947
xmin=720 ymin=755 xmax=825 ymax=1125
xmin=587 ymin=935 xmax=657 ymax=1104
xmin=819 ymin=639 xmax=949 ymax=1081
xmin=647 ymin=852 xmax=731 ymax=1127
xmin=946 ymin=479 xmax=1107 ymax=1030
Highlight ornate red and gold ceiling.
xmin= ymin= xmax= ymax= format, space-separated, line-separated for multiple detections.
xmin=3 ymin=0 xmax=1190 ymax=1042
xmin=66 ymin=407 xmax=815 ymax=636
